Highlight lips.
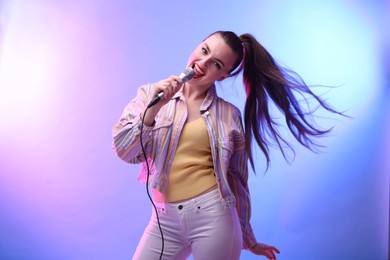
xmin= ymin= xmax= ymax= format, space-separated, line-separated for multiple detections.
xmin=193 ymin=63 xmax=205 ymax=78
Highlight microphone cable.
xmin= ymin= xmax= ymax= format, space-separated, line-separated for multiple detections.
xmin=138 ymin=68 xmax=194 ymax=259
xmin=140 ymin=106 xmax=164 ymax=260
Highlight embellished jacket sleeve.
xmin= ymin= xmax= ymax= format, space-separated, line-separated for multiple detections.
xmin=229 ymin=108 xmax=257 ymax=249
xmin=112 ymin=84 xmax=154 ymax=164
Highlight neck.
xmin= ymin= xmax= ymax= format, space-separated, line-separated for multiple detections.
xmin=183 ymin=82 xmax=211 ymax=102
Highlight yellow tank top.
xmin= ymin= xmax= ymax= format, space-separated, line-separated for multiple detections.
xmin=165 ymin=117 xmax=216 ymax=202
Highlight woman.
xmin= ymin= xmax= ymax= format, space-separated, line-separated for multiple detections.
xmin=113 ymin=31 xmax=340 ymax=259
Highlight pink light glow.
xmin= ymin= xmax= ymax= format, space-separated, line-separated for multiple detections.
xmin=0 ymin=1 xmax=388 ymax=259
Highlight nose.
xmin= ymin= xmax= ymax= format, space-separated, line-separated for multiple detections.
xmin=198 ymin=57 xmax=211 ymax=69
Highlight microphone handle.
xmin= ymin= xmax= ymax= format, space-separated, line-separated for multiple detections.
xmin=147 ymin=67 xmax=195 ymax=108
xmin=147 ymin=90 xmax=169 ymax=108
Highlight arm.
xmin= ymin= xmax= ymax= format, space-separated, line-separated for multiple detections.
xmin=228 ymin=144 xmax=257 ymax=249
xmin=112 ymin=84 xmax=155 ymax=164
xmin=112 ymin=76 xmax=183 ymax=164
xmin=230 ymin=112 xmax=280 ymax=259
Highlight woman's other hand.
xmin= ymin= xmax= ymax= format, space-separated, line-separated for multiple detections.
xmin=249 ymin=242 xmax=280 ymax=259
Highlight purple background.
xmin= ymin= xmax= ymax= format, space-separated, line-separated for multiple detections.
xmin=0 ymin=1 xmax=388 ymax=259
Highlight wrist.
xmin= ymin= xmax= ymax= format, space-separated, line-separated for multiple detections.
xmin=143 ymin=105 xmax=161 ymax=126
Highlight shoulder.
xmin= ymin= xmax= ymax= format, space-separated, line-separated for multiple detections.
xmin=215 ymin=96 xmax=242 ymax=119
xmin=139 ymin=83 xmax=154 ymax=92
xmin=133 ymin=83 xmax=154 ymax=100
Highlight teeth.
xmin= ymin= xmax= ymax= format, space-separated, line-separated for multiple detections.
xmin=194 ymin=64 xmax=205 ymax=76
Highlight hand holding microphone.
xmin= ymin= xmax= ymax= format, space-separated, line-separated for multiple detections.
xmin=147 ymin=67 xmax=195 ymax=108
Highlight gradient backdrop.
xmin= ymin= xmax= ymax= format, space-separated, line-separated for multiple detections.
xmin=0 ymin=0 xmax=389 ymax=259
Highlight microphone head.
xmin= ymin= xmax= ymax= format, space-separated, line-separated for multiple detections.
xmin=178 ymin=67 xmax=196 ymax=83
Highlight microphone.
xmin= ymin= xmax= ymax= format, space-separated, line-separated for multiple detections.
xmin=147 ymin=67 xmax=195 ymax=108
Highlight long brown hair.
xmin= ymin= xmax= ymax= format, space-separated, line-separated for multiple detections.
xmin=212 ymin=31 xmax=344 ymax=171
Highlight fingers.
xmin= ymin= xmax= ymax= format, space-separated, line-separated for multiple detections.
xmin=267 ymin=251 xmax=276 ymax=260
xmin=249 ymin=243 xmax=280 ymax=260
xmin=265 ymin=247 xmax=280 ymax=260
xmin=264 ymin=250 xmax=275 ymax=260
xmin=153 ymin=75 xmax=183 ymax=101
xmin=267 ymin=246 xmax=280 ymax=254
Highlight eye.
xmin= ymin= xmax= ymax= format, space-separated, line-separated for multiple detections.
xmin=201 ymin=47 xmax=207 ymax=54
xmin=214 ymin=62 xmax=221 ymax=69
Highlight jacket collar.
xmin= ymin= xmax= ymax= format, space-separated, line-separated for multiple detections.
xmin=200 ymin=84 xmax=217 ymax=112
xmin=172 ymin=84 xmax=218 ymax=112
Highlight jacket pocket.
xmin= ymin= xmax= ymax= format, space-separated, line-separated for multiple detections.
xmin=153 ymin=114 xmax=173 ymax=130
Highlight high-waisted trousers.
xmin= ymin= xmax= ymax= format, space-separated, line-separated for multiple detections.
xmin=133 ymin=188 xmax=242 ymax=260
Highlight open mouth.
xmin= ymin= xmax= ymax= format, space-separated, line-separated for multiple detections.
xmin=192 ymin=63 xmax=205 ymax=78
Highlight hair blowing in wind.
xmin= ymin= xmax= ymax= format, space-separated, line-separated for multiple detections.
xmin=214 ymin=31 xmax=345 ymax=171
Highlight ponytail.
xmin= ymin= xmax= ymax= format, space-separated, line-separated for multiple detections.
xmin=214 ymin=31 xmax=343 ymax=171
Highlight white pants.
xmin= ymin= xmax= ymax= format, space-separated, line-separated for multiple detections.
xmin=133 ymin=188 xmax=242 ymax=260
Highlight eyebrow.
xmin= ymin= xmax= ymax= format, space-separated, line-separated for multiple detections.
xmin=204 ymin=43 xmax=225 ymax=68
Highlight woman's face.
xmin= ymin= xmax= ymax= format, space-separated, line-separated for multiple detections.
xmin=186 ymin=34 xmax=238 ymax=86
